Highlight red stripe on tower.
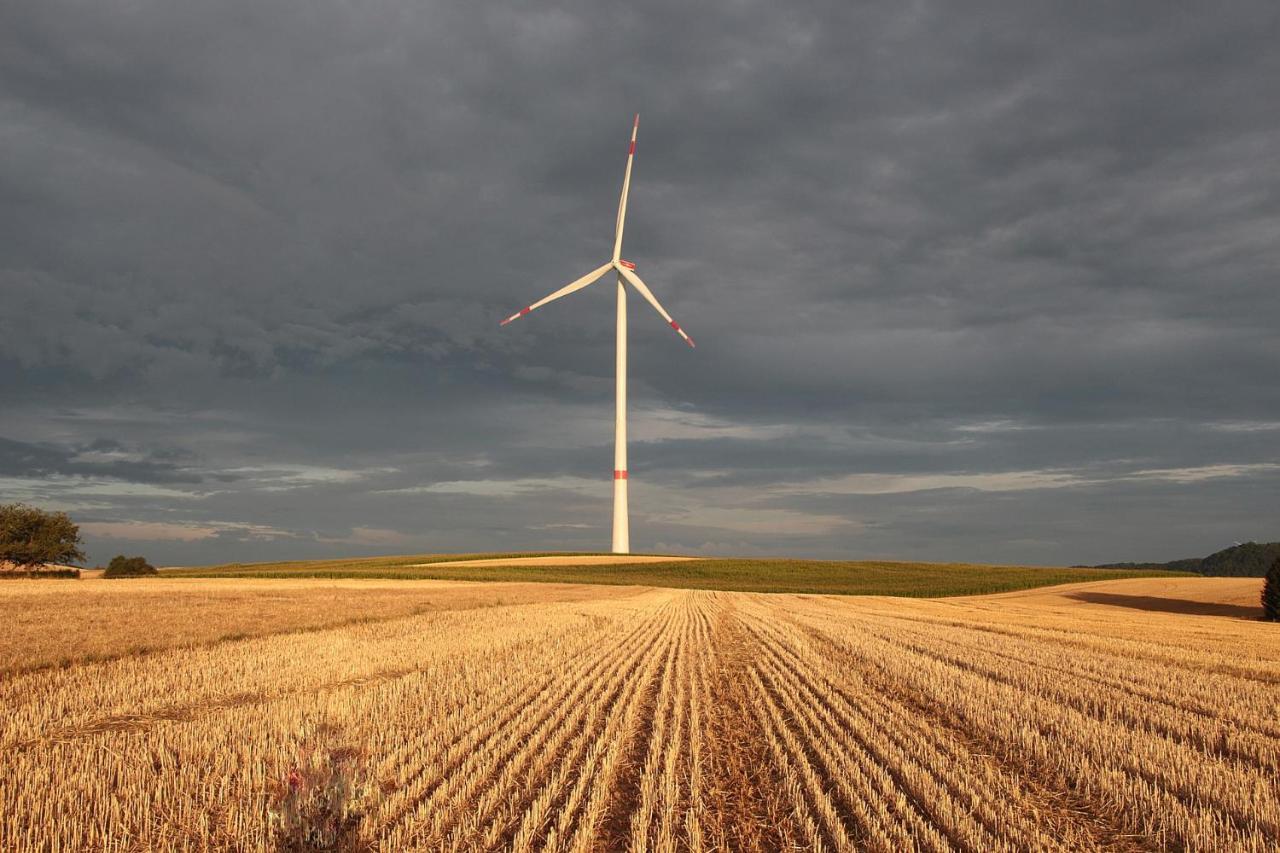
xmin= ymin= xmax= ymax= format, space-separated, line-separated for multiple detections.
xmin=614 ymin=469 xmax=628 ymax=480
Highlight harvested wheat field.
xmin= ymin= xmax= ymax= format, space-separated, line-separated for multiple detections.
xmin=1 ymin=576 xmax=1276 ymax=851
xmin=0 ymin=577 xmax=639 ymax=675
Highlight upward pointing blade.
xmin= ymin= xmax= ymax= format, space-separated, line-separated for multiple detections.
xmin=614 ymin=263 xmax=696 ymax=348
xmin=612 ymin=114 xmax=639 ymax=262
xmin=499 ymin=262 xmax=614 ymax=325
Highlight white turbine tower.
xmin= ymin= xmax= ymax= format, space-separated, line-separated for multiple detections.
xmin=500 ymin=114 xmax=695 ymax=554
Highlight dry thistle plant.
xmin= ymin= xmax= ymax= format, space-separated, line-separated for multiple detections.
xmin=267 ymin=721 xmax=375 ymax=851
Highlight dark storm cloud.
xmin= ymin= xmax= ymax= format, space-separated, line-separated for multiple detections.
xmin=2 ymin=0 xmax=1277 ymax=564
xmin=0 ymin=436 xmax=202 ymax=483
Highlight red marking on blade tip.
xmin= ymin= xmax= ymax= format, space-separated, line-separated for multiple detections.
xmin=669 ymin=321 xmax=681 ymax=331
xmin=634 ymin=114 xmax=639 ymax=127
xmin=628 ymin=141 xmax=635 ymax=155
xmin=614 ymin=469 xmax=628 ymax=480
xmin=519 ymin=307 xmax=531 ymax=316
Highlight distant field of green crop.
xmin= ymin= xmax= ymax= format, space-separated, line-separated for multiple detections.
xmin=162 ymin=552 xmax=605 ymax=576
xmin=166 ymin=554 xmax=1189 ymax=598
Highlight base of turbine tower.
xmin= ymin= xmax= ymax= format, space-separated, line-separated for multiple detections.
xmin=611 ymin=474 xmax=630 ymax=554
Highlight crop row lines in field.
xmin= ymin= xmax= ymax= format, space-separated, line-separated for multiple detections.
xmin=488 ymin=603 xmax=677 ymax=850
xmin=570 ymin=605 xmax=701 ymax=852
xmin=795 ymin=601 xmax=1279 ymax=773
xmin=838 ymin=607 xmax=1280 ymax=747
xmin=6 ymin=584 xmax=1279 ymax=852
xmin=2 ymin=604 xmax=571 ymax=749
xmin=829 ymin=601 xmax=1280 ymax=685
xmin=627 ymin=595 xmax=703 ymax=852
xmin=797 ymin=615 xmax=1216 ymax=852
xmin=748 ymin=612 xmax=980 ymax=851
xmin=625 ymin=603 xmax=684 ymax=849
xmin=5 ymin=598 xmax=662 ymax=851
xmin=682 ymin=594 xmax=714 ymax=850
xmin=742 ymin=603 xmax=1084 ymax=852
xmin=370 ymin=606 xmax=654 ymax=835
xmin=700 ymin=602 xmax=796 ymax=851
xmin=784 ymin=616 xmax=1124 ymax=851
xmin=376 ymin=598 xmax=678 ymax=847
xmin=747 ymin=653 xmax=854 ymax=852
xmin=798 ymin=607 xmax=1279 ymax=849
xmin=845 ymin=614 xmax=1280 ymax=818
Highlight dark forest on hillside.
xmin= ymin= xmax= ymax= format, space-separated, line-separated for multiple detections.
xmin=1093 ymin=541 xmax=1280 ymax=577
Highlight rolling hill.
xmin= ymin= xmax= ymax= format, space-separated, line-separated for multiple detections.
xmin=1093 ymin=541 xmax=1280 ymax=577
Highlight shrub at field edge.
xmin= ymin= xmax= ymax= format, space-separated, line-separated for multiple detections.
xmin=1263 ymin=557 xmax=1280 ymax=621
xmin=104 ymin=555 xmax=158 ymax=579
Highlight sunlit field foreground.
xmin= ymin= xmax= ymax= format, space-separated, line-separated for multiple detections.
xmin=1 ymin=576 xmax=1275 ymax=851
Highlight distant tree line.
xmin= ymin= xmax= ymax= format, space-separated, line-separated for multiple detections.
xmin=1 ymin=503 xmax=155 ymax=580
xmin=1091 ymin=541 xmax=1280 ymax=578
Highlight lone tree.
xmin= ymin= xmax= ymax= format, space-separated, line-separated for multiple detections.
xmin=104 ymin=555 xmax=158 ymax=578
xmin=0 ymin=503 xmax=85 ymax=570
xmin=1263 ymin=557 xmax=1280 ymax=622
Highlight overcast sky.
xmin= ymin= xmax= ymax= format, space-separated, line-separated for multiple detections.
xmin=2 ymin=1 xmax=1278 ymax=567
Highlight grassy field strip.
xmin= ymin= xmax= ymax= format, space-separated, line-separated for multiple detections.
xmin=2 ymin=579 xmax=1277 ymax=850
xmin=409 ymin=555 xmax=698 ymax=568
xmin=162 ymin=552 xmax=615 ymax=576
xmin=166 ymin=555 xmax=1191 ymax=597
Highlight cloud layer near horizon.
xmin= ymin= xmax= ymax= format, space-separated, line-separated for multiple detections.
xmin=2 ymin=1 xmax=1278 ymax=565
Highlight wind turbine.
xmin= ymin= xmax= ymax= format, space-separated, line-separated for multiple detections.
xmin=500 ymin=114 xmax=695 ymax=554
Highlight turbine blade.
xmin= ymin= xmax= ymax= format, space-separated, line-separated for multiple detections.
xmin=499 ymin=262 xmax=613 ymax=326
xmin=615 ymin=263 xmax=695 ymax=348
xmin=612 ymin=114 xmax=639 ymax=261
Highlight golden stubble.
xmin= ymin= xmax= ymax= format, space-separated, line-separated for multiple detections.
xmin=0 ymin=576 xmax=1275 ymax=851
